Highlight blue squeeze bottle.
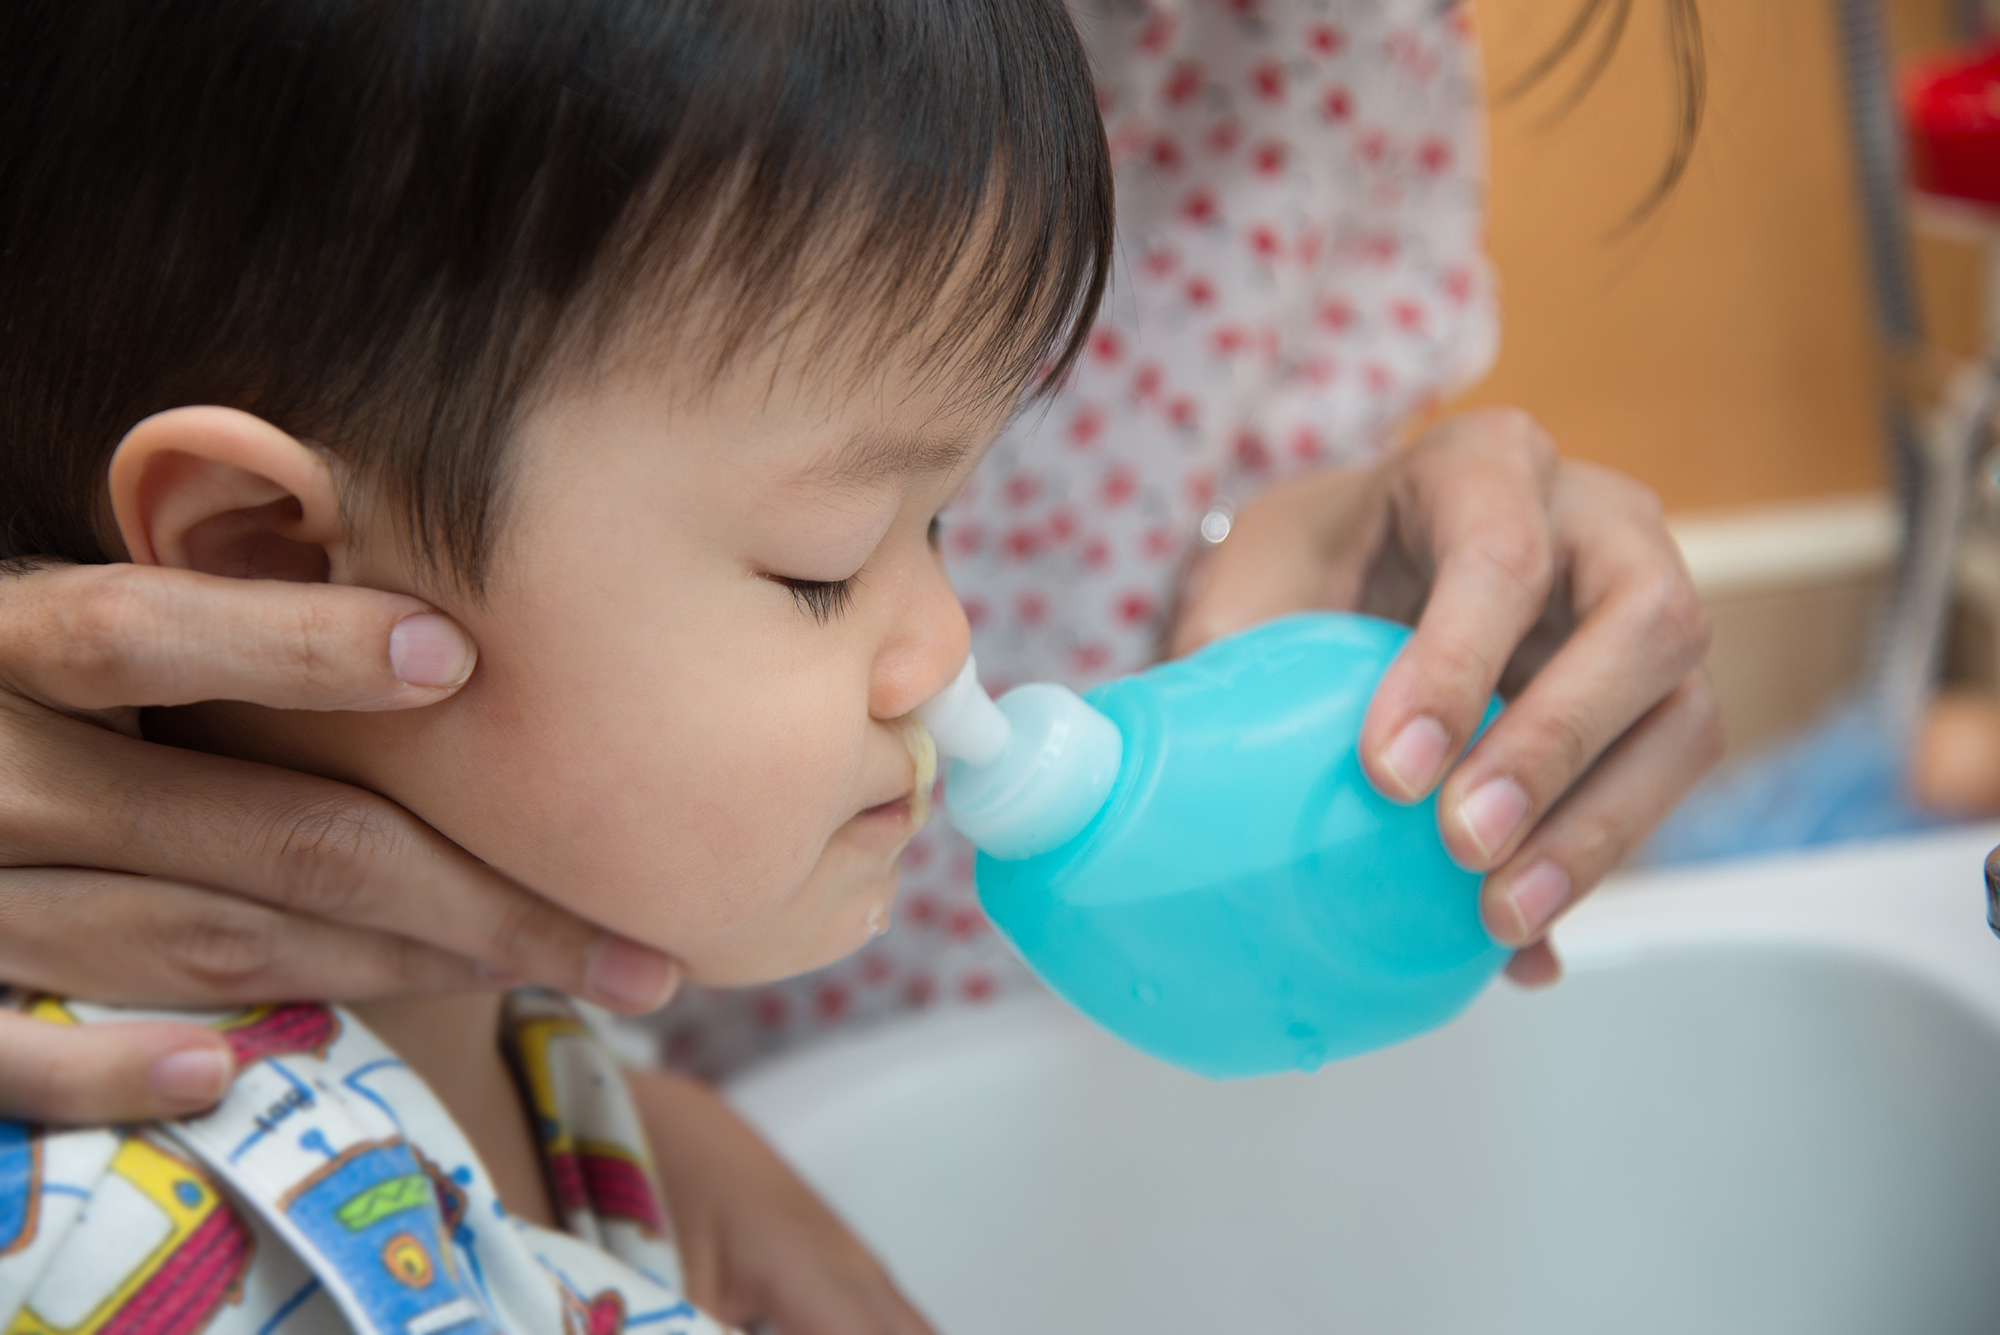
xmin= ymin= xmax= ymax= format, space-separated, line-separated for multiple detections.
xmin=913 ymin=611 xmax=1507 ymax=1079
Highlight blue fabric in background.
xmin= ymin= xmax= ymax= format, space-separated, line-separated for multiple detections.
xmin=1642 ymin=699 xmax=1948 ymax=867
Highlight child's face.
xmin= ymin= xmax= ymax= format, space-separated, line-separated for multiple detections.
xmin=252 ymin=349 xmax=996 ymax=986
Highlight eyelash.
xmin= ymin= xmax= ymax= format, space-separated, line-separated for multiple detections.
xmin=776 ymin=576 xmax=857 ymax=624
xmin=775 ymin=518 xmax=942 ymax=625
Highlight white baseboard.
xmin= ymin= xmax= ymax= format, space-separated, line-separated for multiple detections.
xmin=1668 ymin=493 xmax=1899 ymax=598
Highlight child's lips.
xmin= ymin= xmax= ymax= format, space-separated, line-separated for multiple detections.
xmin=844 ymin=791 xmax=919 ymax=848
xmin=856 ymin=792 xmax=914 ymax=822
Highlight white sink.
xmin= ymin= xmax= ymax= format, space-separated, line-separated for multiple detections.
xmin=728 ymin=825 xmax=2000 ymax=1335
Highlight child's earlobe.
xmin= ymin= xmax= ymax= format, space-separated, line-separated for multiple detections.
xmin=107 ymin=406 xmax=346 ymax=583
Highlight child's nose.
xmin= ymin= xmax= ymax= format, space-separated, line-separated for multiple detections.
xmin=871 ymin=558 xmax=971 ymax=722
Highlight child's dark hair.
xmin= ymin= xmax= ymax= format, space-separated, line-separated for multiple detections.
xmin=0 ymin=0 xmax=1113 ymax=586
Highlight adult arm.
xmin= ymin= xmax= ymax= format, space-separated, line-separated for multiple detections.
xmin=1169 ymin=410 xmax=1725 ymax=984
xmin=628 ymin=1068 xmax=938 ymax=1335
xmin=0 ymin=560 xmax=681 ymax=1122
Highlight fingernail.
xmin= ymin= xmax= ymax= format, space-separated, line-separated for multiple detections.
xmin=585 ymin=938 xmax=682 ymax=1013
xmin=1457 ymin=777 xmax=1531 ymax=863
xmin=1501 ymin=860 xmax=1571 ymax=943
xmin=389 ymin=613 xmax=476 ymax=689
xmin=149 ymin=1047 xmax=233 ymax=1106
xmin=1380 ymin=716 xmax=1451 ymax=798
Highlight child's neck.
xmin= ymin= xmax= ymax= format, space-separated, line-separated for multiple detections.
xmin=347 ymin=993 xmax=558 ymax=1230
xmin=144 ymin=703 xmax=561 ymax=1227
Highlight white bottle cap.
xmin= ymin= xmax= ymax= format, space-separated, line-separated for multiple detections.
xmin=914 ymin=655 xmax=1013 ymax=767
xmin=941 ymin=683 xmax=1123 ymax=861
xmin=914 ymin=655 xmax=1123 ymax=860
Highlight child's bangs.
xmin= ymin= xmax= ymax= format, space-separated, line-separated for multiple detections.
xmin=587 ymin=0 xmax=1114 ymax=411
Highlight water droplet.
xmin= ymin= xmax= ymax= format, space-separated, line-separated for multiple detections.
xmin=1132 ymin=980 xmax=1161 ymax=1006
xmin=1296 ymin=1044 xmax=1327 ymax=1073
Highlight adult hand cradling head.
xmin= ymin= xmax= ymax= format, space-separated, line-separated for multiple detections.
xmin=0 ymin=560 xmax=682 ymax=1123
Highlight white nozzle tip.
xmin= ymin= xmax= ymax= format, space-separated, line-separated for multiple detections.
xmin=914 ymin=655 xmax=1013 ymax=767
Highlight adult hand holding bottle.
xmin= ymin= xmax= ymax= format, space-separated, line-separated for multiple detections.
xmin=1170 ymin=410 xmax=1725 ymax=986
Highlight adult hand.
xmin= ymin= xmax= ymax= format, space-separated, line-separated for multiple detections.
xmin=0 ymin=560 xmax=682 ymax=1123
xmin=1170 ymin=409 xmax=1724 ymax=985
xmin=628 ymin=1068 xmax=937 ymax=1335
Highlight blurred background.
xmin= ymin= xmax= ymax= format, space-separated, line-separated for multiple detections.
xmin=1449 ymin=0 xmax=2000 ymax=830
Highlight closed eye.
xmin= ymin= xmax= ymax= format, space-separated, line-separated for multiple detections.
xmin=774 ymin=575 xmax=858 ymax=623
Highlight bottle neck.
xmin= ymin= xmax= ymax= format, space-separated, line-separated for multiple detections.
xmin=937 ymin=683 xmax=1122 ymax=861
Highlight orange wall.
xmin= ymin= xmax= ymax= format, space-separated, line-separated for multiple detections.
xmin=1454 ymin=0 xmax=1976 ymax=512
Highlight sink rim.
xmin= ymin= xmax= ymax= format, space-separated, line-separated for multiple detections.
xmin=728 ymin=821 xmax=2000 ymax=1124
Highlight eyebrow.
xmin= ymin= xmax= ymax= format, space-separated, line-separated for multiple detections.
xmin=803 ymin=430 xmax=977 ymax=488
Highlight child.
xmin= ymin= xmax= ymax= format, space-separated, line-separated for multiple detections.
xmin=0 ymin=0 xmax=1111 ymax=1329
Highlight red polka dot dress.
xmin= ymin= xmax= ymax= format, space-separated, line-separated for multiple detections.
xmin=654 ymin=0 xmax=1499 ymax=1080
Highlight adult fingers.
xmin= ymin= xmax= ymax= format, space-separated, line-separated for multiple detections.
xmin=0 ymin=869 xmax=490 ymax=1004
xmin=0 ymin=1009 xmax=235 ymax=1123
xmin=1432 ymin=467 xmax=1710 ymax=870
xmin=1 ymin=702 xmax=681 ymax=1014
xmin=1503 ymin=939 xmax=1563 ymax=989
xmin=1481 ymin=670 xmax=1724 ymax=949
xmin=1360 ymin=411 xmax=1561 ymax=802
xmin=0 ymin=561 xmax=476 ymax=715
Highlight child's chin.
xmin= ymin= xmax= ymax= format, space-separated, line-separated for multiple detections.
xmin=808 ymin=862 xmax=903 ymax=966
xmin=808 ymin=864 xmax=901 ymax=966
xmin=689 ymin=863 xmax=901 ymax=988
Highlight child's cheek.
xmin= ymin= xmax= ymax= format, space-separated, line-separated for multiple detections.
xmin=390 ymin=571 xmax=874 ymax=971
xmin=484 ymin=667 xmax=864 ymax=955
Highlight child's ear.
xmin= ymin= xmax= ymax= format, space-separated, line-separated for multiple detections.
xmin=108 ymin=406 xmax=347 ymax=582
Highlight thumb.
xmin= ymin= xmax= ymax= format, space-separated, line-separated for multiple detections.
xmin=0 ymin=1010 xmax=235 ymax=1123
xmin=3 ymin=562 xmax=477 ymax=716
